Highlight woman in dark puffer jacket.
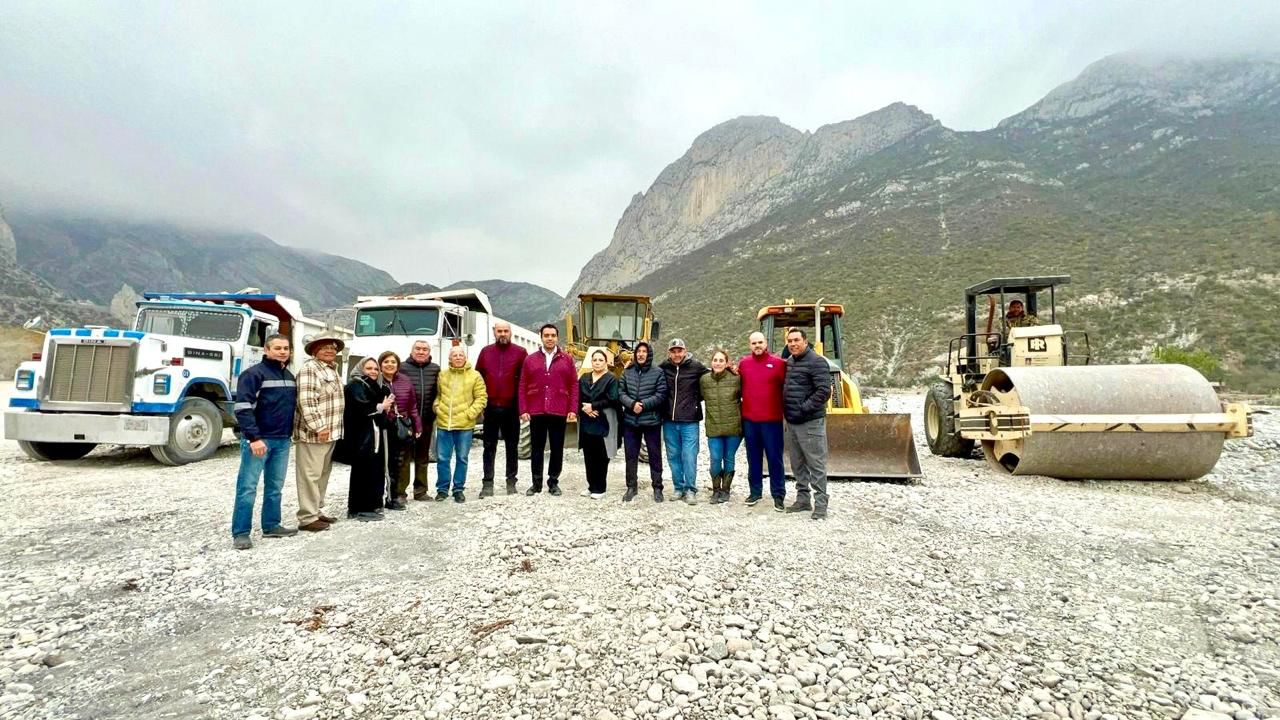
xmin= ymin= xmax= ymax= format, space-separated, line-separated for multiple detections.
xmin=378 ymin=351 xmax=422 ymax=510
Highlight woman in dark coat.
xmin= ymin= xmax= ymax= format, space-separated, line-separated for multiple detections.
xmin=378 ymin=351 xmax=422 ymax=510
xmin=342 ymin=357 xmax=393 ymax=521
xmin=578 ymin=349 xmax=620 ymax=498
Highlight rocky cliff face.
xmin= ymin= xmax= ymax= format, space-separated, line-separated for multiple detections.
xmin=566 ymin=105 xmax=939 ymax=303
xmin=0 ymin=211 xmax=16 ymax=268
xmin=579 ymin=53 xmax=1280 ymax=392
xmin=1000 ymin=54 xmax=1280 ymax=130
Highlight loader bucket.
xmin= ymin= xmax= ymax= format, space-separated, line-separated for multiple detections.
xmin=788 ymin=412 xmax=922 ymax=480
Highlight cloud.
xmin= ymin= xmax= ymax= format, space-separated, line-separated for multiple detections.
xmin=1 ymin=1 xmax=1277 ymax=294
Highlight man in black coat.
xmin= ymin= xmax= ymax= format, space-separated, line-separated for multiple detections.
xmin=659 ymin=338 xmax=709 ymax=503
xmin=401 ymin=340 xmax=440 ymax=501
xmin=782 ymin=328 xmax=832 ymax=519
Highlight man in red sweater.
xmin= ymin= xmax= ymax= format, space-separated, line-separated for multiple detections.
xmin=737 ymin=331 xmax=787 ymax=511
xmin=518 ymin=324 xmax=579 ymax=496
xmin=476 ymin=321 xmax=528 ymax=497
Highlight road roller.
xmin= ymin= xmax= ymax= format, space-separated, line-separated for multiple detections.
xmin=759 ymin=300 xmax=921 ymax=480
xmin=924 ymin=277 xmax=1252 ymax=480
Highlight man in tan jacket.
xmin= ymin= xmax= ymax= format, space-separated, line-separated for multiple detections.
xmin=294 ymin=334 xmax=346 ymax=531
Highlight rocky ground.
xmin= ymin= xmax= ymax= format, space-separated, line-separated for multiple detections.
xmin=1 ymin=389 xmax=1277 ymax=720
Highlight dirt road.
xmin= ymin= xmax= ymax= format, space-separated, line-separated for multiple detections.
xmin=1 ymin=389 xmax=1277 ymax=720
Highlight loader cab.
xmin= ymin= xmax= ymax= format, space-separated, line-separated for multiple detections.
xmin=949 ymin=276 xmax=1089 ymax=389
xmin=569 ymin=294 xmax=658 ymax=372
xmin=757 ymin=303 xmax=845 ymax=369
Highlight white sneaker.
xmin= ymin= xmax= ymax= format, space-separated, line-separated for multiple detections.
xmin=579 ymin=489 xmax=593 ymax=497
xmin=589 ymin=492 xmax=606 ymax=499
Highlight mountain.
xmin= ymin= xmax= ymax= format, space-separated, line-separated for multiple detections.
xmin=382 ymin=279 xmax=564 ymax=329
xmin=0 ymin=211 xmax=114 ymax=329
xmin=570 ymin=53 xmax=1280 ymax=393
xmin=7 ymin=212 xmax=398 ymax=314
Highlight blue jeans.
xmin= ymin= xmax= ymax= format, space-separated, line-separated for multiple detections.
xmin=707 ymin=435 xmax=743 ymax=476
xmin=436 ymin=429 xmax=474 ymax=493
xmin=743 ymin=419 xmax=786 ymax=500
xmin=232 ymin=437 xmax=291 ymax=537
xmin=663 ymin=421 xmax=700 ymax=492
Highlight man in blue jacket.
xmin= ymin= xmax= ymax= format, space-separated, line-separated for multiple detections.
xmin=231 ymin=334 xmax=300 ymax=549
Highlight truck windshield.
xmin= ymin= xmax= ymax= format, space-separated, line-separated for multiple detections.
xmin=586 ymin=301 xmax=642 ymax=342
xmin=136 ymin=308 xmax=244 ymax=341
xmin=356 ymin=308 xmax=440 ymax=337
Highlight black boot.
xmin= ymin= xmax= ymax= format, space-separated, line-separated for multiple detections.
xmin=479 ymin=481 xmax=494 ymax=499
xmin=708 ymin=473 xmax=722 ymax=504
xmin=525 ymin=478 xmax=543 ymax=496
xmin=505 ymin=480 xmax=518 ymax=495
xmin=722 ymin=471 xmax=734 ymax=503
xmin=653 ymin=487 xmax=664 ymax=503
xmin=622 ymin=486 xmax=637 ymax=502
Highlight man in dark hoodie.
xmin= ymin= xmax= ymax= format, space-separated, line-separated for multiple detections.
xmin=401 ymin=340 xmax=440 ymax=502
xmin=659 ymin=338 xmax=709 ymax=503
xmin=619 ymin=341 xmax=667 ymax=502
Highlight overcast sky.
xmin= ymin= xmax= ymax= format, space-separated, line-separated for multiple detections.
xmin=2 ymin=1 xmax=1277 ymax=294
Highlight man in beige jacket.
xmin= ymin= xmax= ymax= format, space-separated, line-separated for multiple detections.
xmin=294 ymin=334 xmax=346 ymax=531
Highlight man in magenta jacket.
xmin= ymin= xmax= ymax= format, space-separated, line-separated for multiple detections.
xmin=476 ymin=321 xmax=528 ymax=497
xmin=737 ymin=331 xmax=787 ymax=510
xmin=518 ymin=324 xmax=579 ymax=496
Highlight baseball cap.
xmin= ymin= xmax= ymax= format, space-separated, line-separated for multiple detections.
xmin=668 ymin=338 xmax=686 ymax=350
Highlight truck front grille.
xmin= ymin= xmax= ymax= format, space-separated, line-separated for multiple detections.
xmin=47 ymin=343 xmax=134 ymax=405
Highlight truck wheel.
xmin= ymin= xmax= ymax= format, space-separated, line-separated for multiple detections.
xmin=18 ymin=440 xmax=97 ymax=461
xmin=925 ymin=383 xmax=974 ymax=458
xmin=151 ymin=398 xmax=224 ymax=466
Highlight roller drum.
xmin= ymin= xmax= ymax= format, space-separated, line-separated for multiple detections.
xmin=980 ymin=364 xmax=1225 ymax=480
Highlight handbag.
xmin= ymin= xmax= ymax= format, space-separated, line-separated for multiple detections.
xmin=391 ymin=408 xmax=415 ymax=444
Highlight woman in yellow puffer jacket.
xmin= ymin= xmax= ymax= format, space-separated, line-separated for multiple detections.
xmin=432 ymin=347 xmax=487 ymax=502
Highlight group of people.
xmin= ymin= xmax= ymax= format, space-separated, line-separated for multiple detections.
xmin=229 ymin=321 xmax=834 ymax=549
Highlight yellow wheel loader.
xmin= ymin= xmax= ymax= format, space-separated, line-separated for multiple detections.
xmin=758 ymin=300 xmax=922 ymax=480
xmin=925 ymin=276 xmax=1252 ymax=479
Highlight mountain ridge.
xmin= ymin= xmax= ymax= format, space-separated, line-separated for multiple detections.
xmin=575 ymin=52 xmax=1280 ymax=392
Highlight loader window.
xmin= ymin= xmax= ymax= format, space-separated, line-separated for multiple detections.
xmin=585 ymin=302 xmax=642 ymax=342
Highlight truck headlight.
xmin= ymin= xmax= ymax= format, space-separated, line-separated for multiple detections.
xmin=16 ymin=370 xmax=34 ymax=391
xmin=153 ymin=374 xmax=172 ymax=395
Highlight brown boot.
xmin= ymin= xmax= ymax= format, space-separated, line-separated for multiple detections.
xmin=299 ymin=520 xmax=329 ymax=532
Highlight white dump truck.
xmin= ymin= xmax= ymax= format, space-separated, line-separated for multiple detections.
xmin=346 ymin=288 xmax=539 ymax=376
xmin=5 ymin=291 xmax=350 ymax=465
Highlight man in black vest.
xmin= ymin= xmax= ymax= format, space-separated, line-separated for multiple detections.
xmin=401 ymin=339 xmax=440 ymax=502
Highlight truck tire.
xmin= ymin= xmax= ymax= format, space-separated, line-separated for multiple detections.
xmin=924 ymin=382 xmax=974 ymax=458
xmin=151 ymin=397 xmax=224 ymax=466
xmin=17 ymin=440 xmax=97 ymax=462
xmin=517 ymin=419 xmax=532 ymax=460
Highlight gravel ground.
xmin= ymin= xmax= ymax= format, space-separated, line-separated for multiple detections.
xmin=1 ymin=386 xmax=1277 ymax=720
